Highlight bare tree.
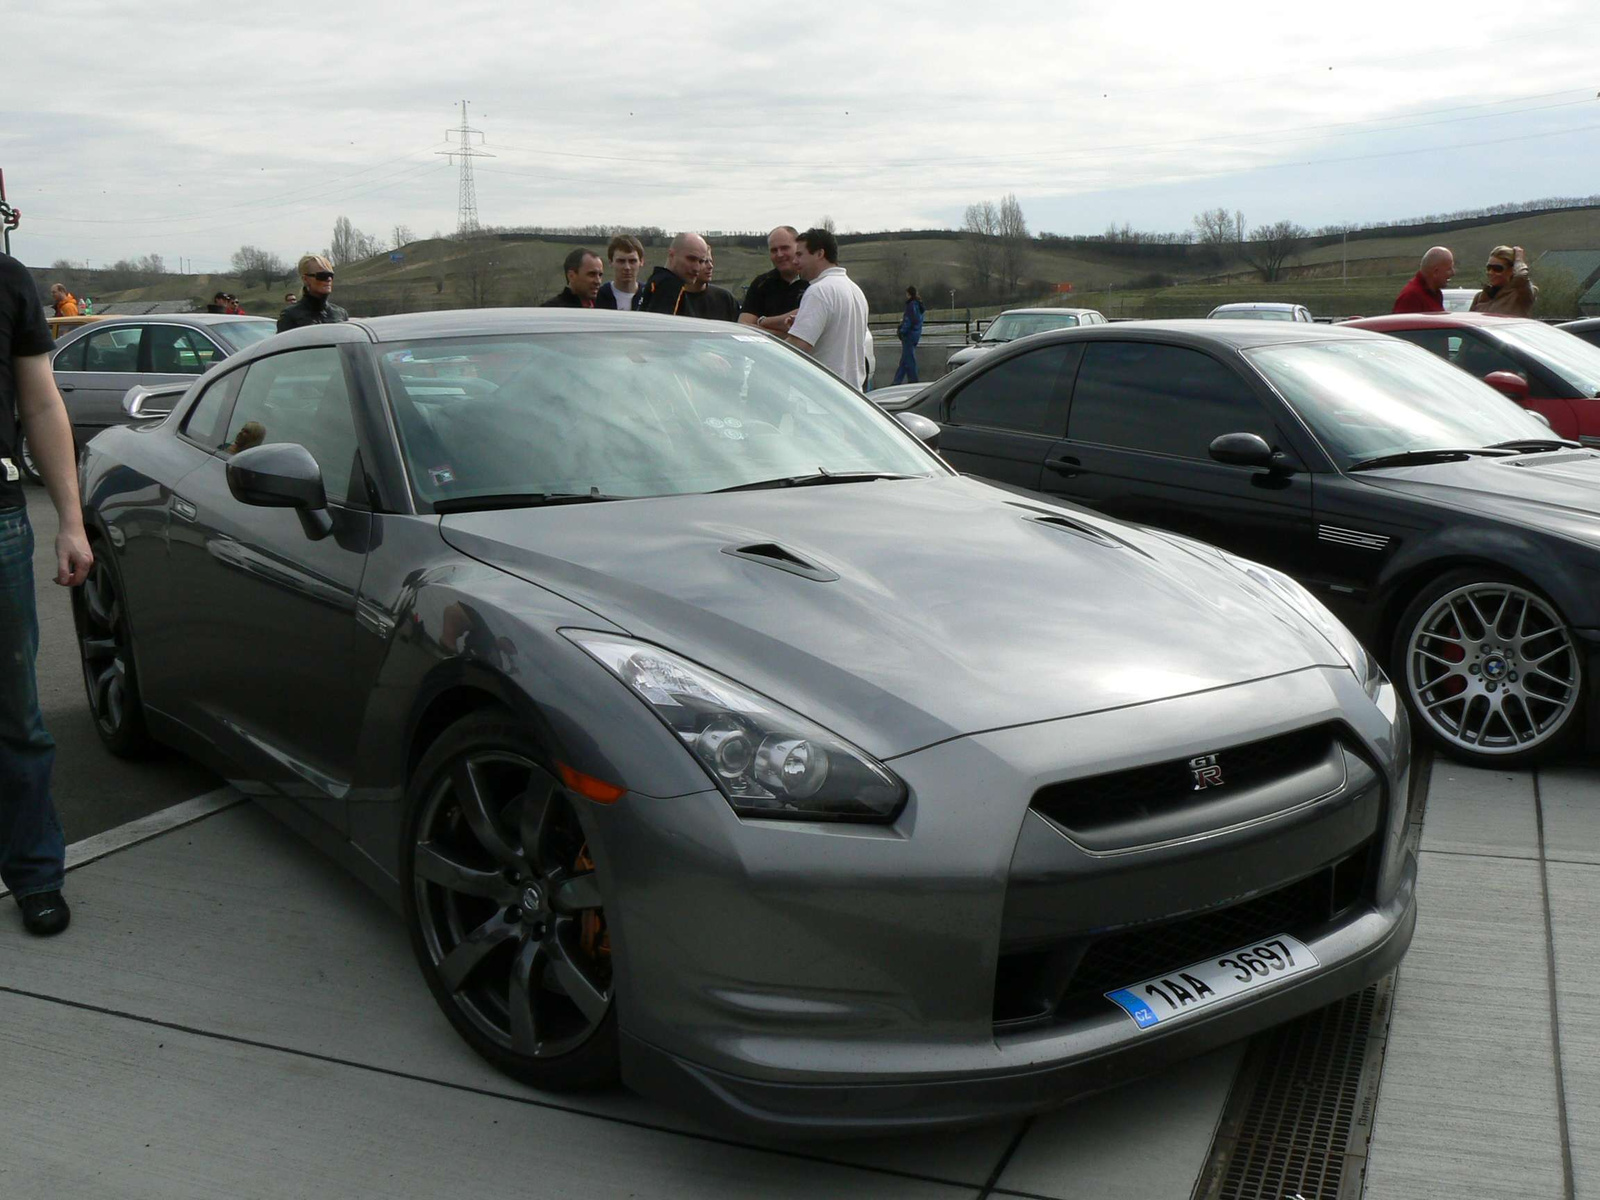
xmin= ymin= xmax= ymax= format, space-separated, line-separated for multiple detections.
xmin=230 ymin=245 xmax=289 ymax=289
xmin=817 ymin=215 xmax=838 ymax=234
xmin=133 ymin=253 xmax=166 ymax=274
xmin=962 ymin=200 xmax=1000 ymax=292
xmin=460 ymin=239 xmax=498 ymax=307
xmin=996 ymin=194 xmax=1030 ymax=295
xmin=1192 ymin=207 xmax=1239 ymax=264
xmin=391 ymin=224 xmax=415 ymax=250
xmin=1242 ymin=220 xmax=1308 ymax=282
xmin=329 ymin=216 xmax=384 ymax=266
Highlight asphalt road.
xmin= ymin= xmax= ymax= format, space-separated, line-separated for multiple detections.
xmin=20 ymin=484 xmax=218 ymax=842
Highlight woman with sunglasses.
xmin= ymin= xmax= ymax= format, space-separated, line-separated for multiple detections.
xmin=1470 ymin=244 xmax=1537 ymax=316
xmin=277 ymin=254 xmax=350 ymax=332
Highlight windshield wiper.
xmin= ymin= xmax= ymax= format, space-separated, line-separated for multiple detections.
xmin=1484 ymin=438 xmax=1581 ymax=453
xmin=433 ymin=490 xmax=627 ymax=513
xmin=1348 ymin=447 xmax=1517 ymax=472
xmin=714 ymin=470 xmax=917 ymax=493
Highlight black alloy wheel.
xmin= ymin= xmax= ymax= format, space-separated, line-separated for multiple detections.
xmin=402 ymin=713 xmax=618 ymax=1091
xmin=1395 ymin=569 xmax=1584 ymax=766
xmin=72 ymin=545 xmax=150 ymax=758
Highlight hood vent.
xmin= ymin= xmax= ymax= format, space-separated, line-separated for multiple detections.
xmin=1026 ymin=513 xmax=1119 ymax=547
xmin=721 ymin=542 xmax=839 ymax=582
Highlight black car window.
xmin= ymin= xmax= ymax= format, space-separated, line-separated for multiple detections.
xmin=182 ymin=369 xmax=245 ymax=451
xmin=947 ymin=344 xmax=1080 ymax=435
xmin=1387 ymin=328 xmax=1454 ymax=359
xmin=147 ymin=325 xmax=223 ymax=375
xmin=80 ymin=326 xmax=144 ymax=373
xmin=53 ymin=335 xmax=88 ymax=371
xmin=224 ymin=348 xmax=362 ymax=505
xmin=1069 ymin=342 xmax=1275 ymax=459
xmin=1448 ymin=331 xmax=1524 ymax=380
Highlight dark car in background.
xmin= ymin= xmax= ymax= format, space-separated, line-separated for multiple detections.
xmin=73 ymin=309 xmax=1413 ymax=1137
xmin=1345 ymin=313 xmax=1600 ymax=446
xmin=907 ymin=320 xmax=1600 ymax=766
xmin=19 ymin=313 xmax=277 ymax=480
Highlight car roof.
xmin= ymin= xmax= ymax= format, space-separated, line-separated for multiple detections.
xmin=52 ymin=311 xmax=275 ymax=349
xmin=1344 ymin=312 xmax=1540 ymax=331
xmin=1558 ymin=317 xmax=1600 ymax=332
xmin=992 ymin=307 xmax=1100 ymax=317
xmin=1208 ymin=302 xmax=1305 ymax=312
xmin=347 ymin=308 xmax=736 ymax=343
xmin=986 ymin=319 xmax=1382 ymax=352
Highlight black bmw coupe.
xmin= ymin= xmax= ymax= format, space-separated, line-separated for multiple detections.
xmin=909 ymin=319 xmax=1600 ymax=766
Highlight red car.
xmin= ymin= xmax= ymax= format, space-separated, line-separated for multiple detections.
xmin=1344 ymin=313 xmax=1600 ymax=446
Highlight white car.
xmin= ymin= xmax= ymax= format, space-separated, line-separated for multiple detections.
xmin=1442 ymin=288 xmax=1477 ymax=313
xmin=945 ymin=307 xmax=1107 ymax=375
xmin=1206 ymin=302 xmax=1313 ymax=322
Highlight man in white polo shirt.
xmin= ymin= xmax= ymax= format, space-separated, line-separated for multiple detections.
xmin=786 ymin=227 xmax=868 ymax=388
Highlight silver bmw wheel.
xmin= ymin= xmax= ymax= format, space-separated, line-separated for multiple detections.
xmin=1404 ymin=579 xmax=1582 ymax=759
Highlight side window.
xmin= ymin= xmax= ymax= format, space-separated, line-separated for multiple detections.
xmin=181 ymin=369 xmax=245 ymax=450
xmin=147 ymin=325 xmax=223 ymax=375
xmin=1388 ymin=329 xmax=1454 ymax=359
xmin=81 ymin=326 xmax=144 ymax=373
xmin=1450 ymin=332 xmax=1524 ymax=380
xmin=223 ymin=348 xmax=363 ymax=505
xmin=1068 ymin=342 xmax=1276 ymax=460
xmin=947 ymin=344 xmax=1081 ymax=435
xmin=54 ymin=336 xmax=88 ymax=371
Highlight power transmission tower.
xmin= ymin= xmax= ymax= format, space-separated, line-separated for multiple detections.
xmin=438 ymin=101 xmax=493 ymax=235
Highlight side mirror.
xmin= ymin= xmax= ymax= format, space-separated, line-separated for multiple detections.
xmin=1208 ymin=431 xmax=1282 ymax=470
xmin=896 ymin=412 xmax=941 ymax=450
xmin=226 ymin=443 xmax=333 ymax=539
xmin=122 ymin=382 xmax=188 ymax=418
xmin=1484 ymin=370 xmax=1530 ymax=402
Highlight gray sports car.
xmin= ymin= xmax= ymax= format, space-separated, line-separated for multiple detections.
xmin=76 ymin=310 xmax=1415 ymax=1137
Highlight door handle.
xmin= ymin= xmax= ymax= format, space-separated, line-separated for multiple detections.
xmin=1045 ymin=455 xmax=1081 ymax=476
xmin=59 ymin=384 xmax=75 ymax=392
xmin=172 ymin=496 xmax=197 ymax=521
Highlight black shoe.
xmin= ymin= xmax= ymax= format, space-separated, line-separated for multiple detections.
xmin=18 ymin=890 xmax=71 ymax=937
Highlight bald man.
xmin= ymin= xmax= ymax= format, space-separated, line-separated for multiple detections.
xmin=639 ymin=232 xmax=741 ymax=321
xmin=1392 ymin=246 xmax=1454 ymax=313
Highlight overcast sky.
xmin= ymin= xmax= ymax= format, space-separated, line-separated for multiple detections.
xmin=4 ymin=0 xmax=1598 ymax=270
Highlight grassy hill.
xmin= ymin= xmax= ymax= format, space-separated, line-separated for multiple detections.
xmin=46 ymin=204 xmax=1600 ymax=323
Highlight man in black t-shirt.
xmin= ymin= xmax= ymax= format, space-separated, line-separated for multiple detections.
xmin=0 ymin=251 xmax=93 ymax=938
xmin=739 ymin=225 xmax=808 ymax=337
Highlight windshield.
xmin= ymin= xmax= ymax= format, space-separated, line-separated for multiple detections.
xmin=981 ymin=312 xmax=1080 ymax=342
xmin=1491 ymin=320 xmax=1600 ymax=397
xmin=1214 ymin=308 xmax=1294 ymax=321
xmin=1246 ymin=338 xmax=1552 ymax=468
xmin=378 ymin=331 xmax=942 ymax=508
xmin=212 ymin=320 xmax=278 ymax=352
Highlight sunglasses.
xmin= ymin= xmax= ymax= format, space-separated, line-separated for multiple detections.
xmin=1485 ymin=263 xmax=1508 ymax=273
xmin=307 ymin=271 xmax=335 ymax=281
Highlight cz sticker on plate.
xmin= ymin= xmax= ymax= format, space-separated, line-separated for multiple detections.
xmin=1105 ymin=934 xmax=1318 ymax=1030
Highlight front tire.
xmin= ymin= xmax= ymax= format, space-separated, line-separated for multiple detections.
xmin=72 ymin=542 xmax=152 ymax=758
xmin=1393 ymin=569 xmax=1584 ymax=766
xmin=401 ymin=713 xmax=618 ymax=1092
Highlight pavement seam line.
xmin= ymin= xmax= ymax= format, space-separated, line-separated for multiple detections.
xmin=0 ymin=787 xmax=244 ymax=900
xmin=975 ymin=1115 xmax=1034 ymax=1198
xmin=1533 ymin=769 xmax=1578 ymax=1200
xmin=0 ymin=984 xmax=981 ymax=1193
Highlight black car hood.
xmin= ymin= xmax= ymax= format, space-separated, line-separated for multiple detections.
xmin=440 ymin=477 xmax=1341 ymax=757
xmin=1354 ymin=448 xmax=1600 ymax=531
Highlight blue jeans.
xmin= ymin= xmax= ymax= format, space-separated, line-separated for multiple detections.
xmin=893 ymin=338 xmax=920 ymax=385
xmin=0 ymin=506 xmax=65 ymax=898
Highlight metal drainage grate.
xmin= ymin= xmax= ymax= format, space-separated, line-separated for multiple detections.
xmin=1195 ymin=976 xmax=1394 ymax=1200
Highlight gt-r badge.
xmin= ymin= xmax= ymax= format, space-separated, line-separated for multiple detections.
xmin=1189 ymin=753 xmax=1224 ymax=790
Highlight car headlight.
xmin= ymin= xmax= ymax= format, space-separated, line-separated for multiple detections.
xmin=563 ymin=632 xmax=908 ymax=823
xmin=1222 ymin=554 xmax=1387 ymax=702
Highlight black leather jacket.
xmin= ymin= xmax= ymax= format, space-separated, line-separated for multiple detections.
xmin=277 ymin=291 xmax=350 ymax=332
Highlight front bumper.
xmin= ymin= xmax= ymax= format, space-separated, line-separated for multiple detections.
xmin=593 ymin=666 xmax=1413 ymax=1138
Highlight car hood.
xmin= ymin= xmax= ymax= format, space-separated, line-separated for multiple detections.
xmin=440 ymin=477 xmax=1344 ymax=758
xmin=1354 ymin=449 xmax=1600 ymax=539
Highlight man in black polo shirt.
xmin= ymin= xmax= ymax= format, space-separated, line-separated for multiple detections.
xmin=1 ymin=251 xmax=92 ymax=937
xmin=739 ymin=225 xmax=808 ymax=336
xmin=541 ymin=248 xmax=605 ymax=308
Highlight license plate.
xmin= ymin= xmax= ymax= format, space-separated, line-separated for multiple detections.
xmin=1105 ymin=934 xmax=1318 ymax=1030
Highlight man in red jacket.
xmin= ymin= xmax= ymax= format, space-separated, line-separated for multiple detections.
xmin=1392 ymin=246 xmax=1454 ymax=313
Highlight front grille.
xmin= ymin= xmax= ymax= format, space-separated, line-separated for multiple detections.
xmin=994 ymin=844 xmax=1373 ymax=1027
xmin=1031 ymin=723 xmax=1337 ymax=840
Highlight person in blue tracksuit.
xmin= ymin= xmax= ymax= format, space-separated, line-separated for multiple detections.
xmin=893 ymin=286 xmax=926 ymax=384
